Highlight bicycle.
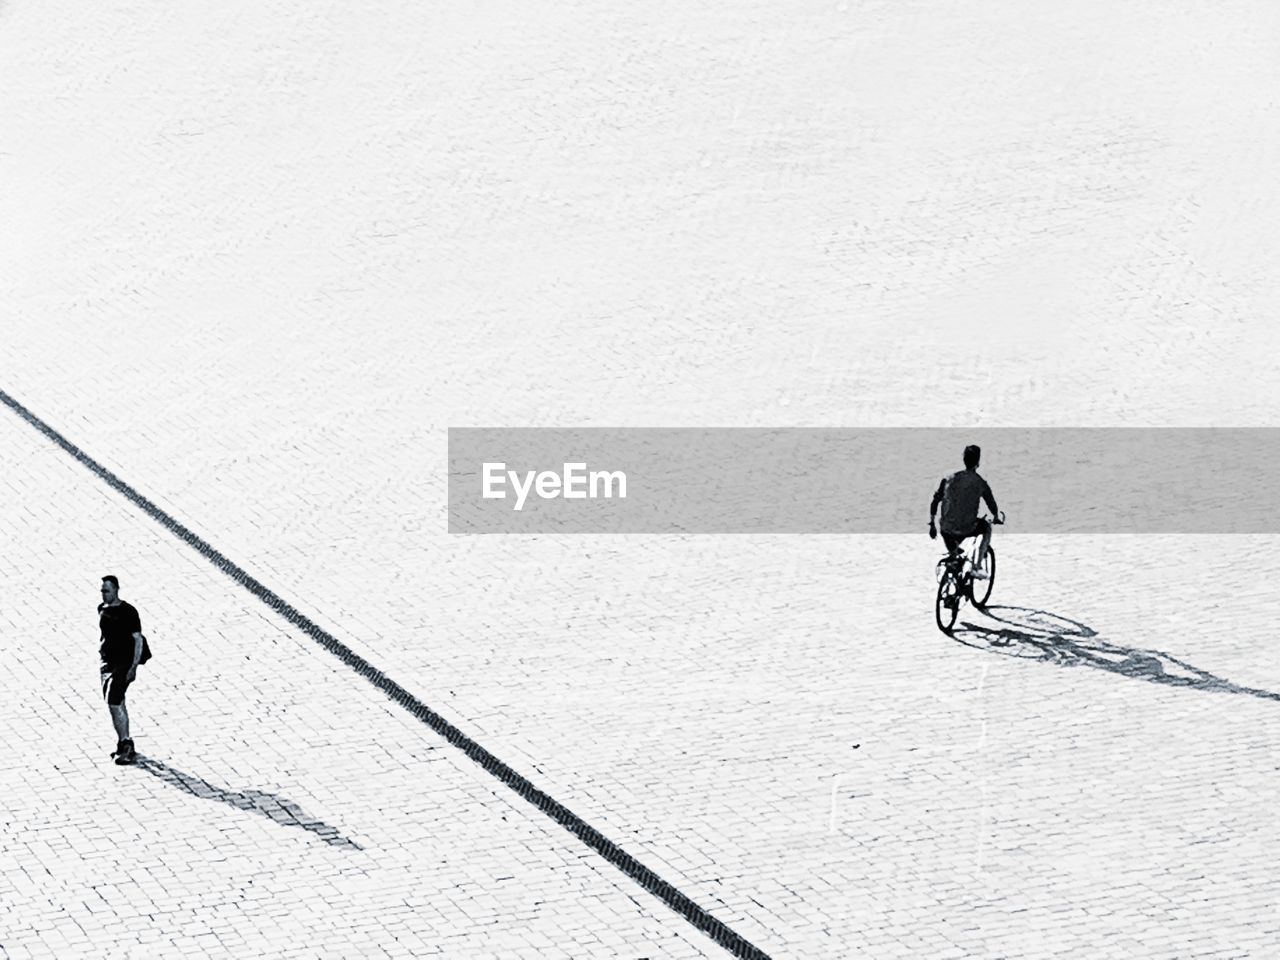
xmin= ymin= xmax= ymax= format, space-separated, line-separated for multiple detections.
xmin=934 ymin=512 xmax=1005 ymax=634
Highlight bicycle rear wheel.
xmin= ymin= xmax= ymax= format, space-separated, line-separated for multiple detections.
xmin=969 ymin=546 xmax=995 ymax=608
xmin=935 ymin=575 xmax=960 ymax=633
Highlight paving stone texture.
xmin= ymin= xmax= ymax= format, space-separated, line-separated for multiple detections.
xmin=3 ymin=0 xmax=1280 ymax=957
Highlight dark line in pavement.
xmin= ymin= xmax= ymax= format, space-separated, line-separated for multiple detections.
xmin=0 ymin=387 xmax=771 ymax=960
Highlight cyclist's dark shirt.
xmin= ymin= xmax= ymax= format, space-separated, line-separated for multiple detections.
xmin=934 ymin=469 xmax=996 ymax=534
xmin=99 ymin=601 xmax=141 ymax=668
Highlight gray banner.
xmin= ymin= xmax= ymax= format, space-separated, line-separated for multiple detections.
xmin=447 ymin=428 xmax=1280 ymax=533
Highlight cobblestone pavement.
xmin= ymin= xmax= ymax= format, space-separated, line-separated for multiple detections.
xmin=5 ymin=0 xmax=1280 ymax=957
xmin=1 ymin=411 xmax=734 ymax=959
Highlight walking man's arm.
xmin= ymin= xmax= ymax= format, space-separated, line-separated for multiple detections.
xmin=127 ymin=631 xmax=144 ymax=681
xmin=122 ymin=599 xmax=144 ymax=682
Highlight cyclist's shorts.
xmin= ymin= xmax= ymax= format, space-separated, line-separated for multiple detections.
xmin=100 ymin=665 xmax=133 ymax=706
xmin=941 ymin=517 xmax=991 ymax=554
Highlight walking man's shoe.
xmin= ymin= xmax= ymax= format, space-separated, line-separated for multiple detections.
xmin=113 ymin=739 xmax=136 ymax=765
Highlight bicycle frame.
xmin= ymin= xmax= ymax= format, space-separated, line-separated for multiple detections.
xmin=934 ymin=512 xmax=1002 ymax=633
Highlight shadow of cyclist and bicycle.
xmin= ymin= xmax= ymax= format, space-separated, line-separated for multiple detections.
xmin=951 ymin=605 xmax=1280 ymax=703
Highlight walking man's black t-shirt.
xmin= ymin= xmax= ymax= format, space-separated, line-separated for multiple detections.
xmin=99 ymin=601 xmax=142 ymax=668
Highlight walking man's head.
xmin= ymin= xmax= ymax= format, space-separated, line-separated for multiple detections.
xmin=101 ymin=575 xmax=120 ymax=604
xmin=963 ymin=445 xmax=981 ymax=470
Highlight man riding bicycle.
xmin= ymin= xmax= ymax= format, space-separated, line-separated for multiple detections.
xmin=929 ymin=444 xmax=1000 ymax=579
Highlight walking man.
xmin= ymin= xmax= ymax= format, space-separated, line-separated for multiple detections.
xmin=98 ymin=575 xmax=148 ymax=764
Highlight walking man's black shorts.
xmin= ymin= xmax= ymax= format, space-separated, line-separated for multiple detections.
xmin=100 ymin=666 xmax=132 ymax=706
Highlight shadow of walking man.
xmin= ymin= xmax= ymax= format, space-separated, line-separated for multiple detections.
xmin=952 ymin=605 xmax=1280 ymax=702
xmin=134 ymin=756 xmax=364 ymax=850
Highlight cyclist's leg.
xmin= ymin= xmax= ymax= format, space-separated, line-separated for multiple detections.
xmin=941 ymin=530 xmax=962 ymax=557
xmin=974 ymin=517 xmax=993 ymax=568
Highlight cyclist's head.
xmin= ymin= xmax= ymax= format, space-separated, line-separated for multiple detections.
xmin=963 ymin=445 xmax=981 ymax=469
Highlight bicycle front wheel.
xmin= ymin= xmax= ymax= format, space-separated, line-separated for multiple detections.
xmin=936 ymin=575 xmax=960 ymax=633
xmin=970 ymin=546 xmax=995 ymax=608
